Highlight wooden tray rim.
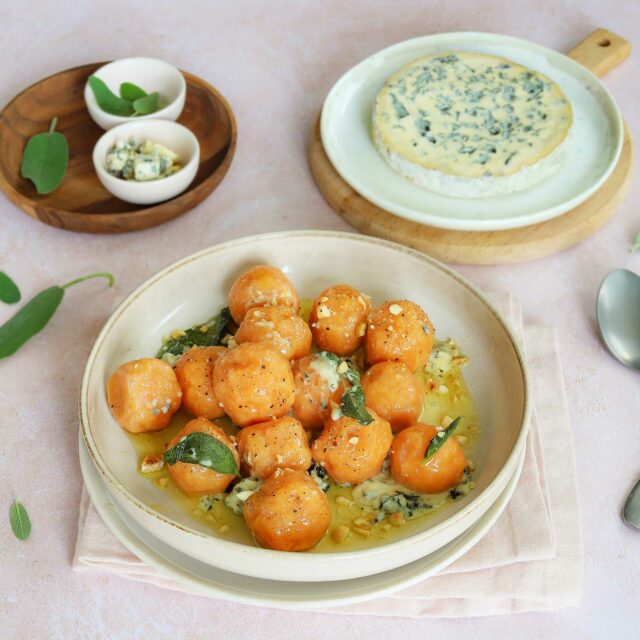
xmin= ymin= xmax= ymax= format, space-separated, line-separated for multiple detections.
xmin=0 ymin=61 xmax=237 ymax=225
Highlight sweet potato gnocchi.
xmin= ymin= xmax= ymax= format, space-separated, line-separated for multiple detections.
xmin=106 ymin=265 xmax=479 ymax=553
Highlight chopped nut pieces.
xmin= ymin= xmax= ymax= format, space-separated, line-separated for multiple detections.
xmin=332 ymin=526 xmax=350 ymax=543
xmin=316 ymin=304 xmax=331 ymax=318
xmin=140 ymin=454 xmax=164 ymax=474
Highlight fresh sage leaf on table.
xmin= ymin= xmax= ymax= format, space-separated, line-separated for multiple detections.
xmin=20 ymin=117 xmax=69 ymax=194
xmin=157 ymin=307 xmax=231 ymax=363
xmin=10 ymin=499 xmax=31 ymax=541
xmin=0 ymin=272 xmax=114 ymax=359
xmin=424 ymin=417 xmax=462 ymax=461
xmin=132 ymin=92 xmax=159 ymax=116
xmin=88 ymin=75 xmax=135 ymax=116
xmin=164 ymin=432 xmax=238 ymax=474
xmin=631 ymin=232 xmax=640 ymax=253
xmin=0 ymin=272 xmax=21 ymax=304
xmin=119 ymin=81 xmax=147 ymax=101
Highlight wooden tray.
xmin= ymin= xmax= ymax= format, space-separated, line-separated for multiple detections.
xmin=309 ymin=29 xmax=633 ymax=265
xmin=0 ymin=62 xmax=236 ymax=233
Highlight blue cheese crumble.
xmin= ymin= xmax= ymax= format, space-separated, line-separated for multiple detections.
xmin=106 ymin=138 xmax=182 ymax=182
xmin=352 ymin=465 xmax=473 ymax=523
xmin=223 ymin=477 xmax=261 ymax=515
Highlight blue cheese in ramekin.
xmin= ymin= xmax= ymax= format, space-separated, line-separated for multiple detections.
xmin=106 ymin=138 xmax=182 ymax=182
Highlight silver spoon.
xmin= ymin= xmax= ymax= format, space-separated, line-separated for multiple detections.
xmin=596 ymin=269 xmax=640 ymax=530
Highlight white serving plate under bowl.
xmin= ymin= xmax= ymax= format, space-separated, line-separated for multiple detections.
xmin=92 ymin=119 xmax=200 ymax=205
xmin=321 ymin=32 xmax=623 ymax=231
xmin=79 ymin=430 xmax=525 ymax=609
xmin=84 ymin=57 xmax=186 ymax=131
xmin=80 ymin=231 xmax=530 ymax=583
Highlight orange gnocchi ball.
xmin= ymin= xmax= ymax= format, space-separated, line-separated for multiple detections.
xmin=235 ymin=306 xmax=312 ymax=360
xmin=212 ymin=342 xmax=295 ymax=426
xmin=390 ymin=423 xmax=466 ymax=494
xmin=243 ymin=469 xmax=331 ymax=551
xmin=174 ymin=346 xmax=227 ymax=420
xmin=311 ymin=409 xmax=393 ymax=485
xmin=166 ymin=417 xmax=239 ymax=497
xmin=361 ymin=362 xmax=423 ymax=431
xmin=309 ymin=284 xmax=371 ymax=356
xmin=236 ymin=416 xmax=311 ymax=479
xmin=106 ymin=358 xmax=182 ymax=433
xmin=291 ymin=353 xmax=344 ymax=430
xmin=228 ymin=265 xmax=299 ymax=324
xmin=365 ymin=300 xmax=434 ymax=371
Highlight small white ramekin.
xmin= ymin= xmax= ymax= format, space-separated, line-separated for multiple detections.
xmin=92 ymin=119 xmax=200 ymax=205
xmin=85 ymin=57 xmax=186 ymax=131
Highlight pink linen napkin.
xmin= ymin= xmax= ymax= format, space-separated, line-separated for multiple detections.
xmin=73 ymin=294 xmax=582 ymax=617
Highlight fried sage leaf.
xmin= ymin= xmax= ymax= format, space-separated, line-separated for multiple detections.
xmin=340 ymin=363 xmax=373 ymax=425
xmin=20 ymin=118 xmax=69 ymax=194
xmin=316 ymin=351 xmax=374 ymax=425
xmin=425 ymin=417 xmax=462 ymax=460
xmin=164 ymin=432 xmax=238 ymax=474
xmin=157 ymin=307 xmax=231 ymax=363
xmin=10 ymin=499 xmax=31 ymax=541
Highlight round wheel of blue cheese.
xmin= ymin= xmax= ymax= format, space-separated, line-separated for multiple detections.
xmin=372 ymin=52 xmax=573 ymax=198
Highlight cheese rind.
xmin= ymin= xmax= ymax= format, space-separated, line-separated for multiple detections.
xmin=372 ymin=51 xmax=573 ymax=197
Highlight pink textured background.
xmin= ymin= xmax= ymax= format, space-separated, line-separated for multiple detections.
xmin=1 ymin=1 xmax=639 ymax=638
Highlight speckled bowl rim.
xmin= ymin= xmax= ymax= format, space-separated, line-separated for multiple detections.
xmin=79 ymin=230 xmax=531 ymax=567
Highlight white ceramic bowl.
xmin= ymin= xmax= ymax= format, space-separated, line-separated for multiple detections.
xmin=79 ymin=430 xmax=525 ymax=608
xmin=92 ymin=119 xmax=200 ymax=205
xmin=84 ymin=57 xmax=186 ymax=130
xmin=80 ymin=231 xmax=530 ymax=582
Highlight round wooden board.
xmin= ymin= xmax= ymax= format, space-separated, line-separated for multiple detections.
xmin=308 ymin=29 xmax=634 ymax=265
xmin=0 ymin=62 xmax=237 ymax=233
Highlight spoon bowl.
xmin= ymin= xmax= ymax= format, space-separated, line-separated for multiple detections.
xmin=597 ymin=269 xmax=640 ymax=531
xmin=596 ymin=269 xmax=640 ymax=371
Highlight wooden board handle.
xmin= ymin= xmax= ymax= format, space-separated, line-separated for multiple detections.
xmin=568 ymin=28 xmax=631 ymax=77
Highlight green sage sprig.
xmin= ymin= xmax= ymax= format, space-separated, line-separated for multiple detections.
xmin=164 ymin=432 xmax=238 ymax=474
xmin=424 ymin=417 xmax=462 ymax=460
xmin=0 ymin=272 xmax=114 ymax=359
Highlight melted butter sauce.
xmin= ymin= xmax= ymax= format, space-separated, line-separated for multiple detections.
xmin=125 ymin=301 xmax=480 ymax=553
